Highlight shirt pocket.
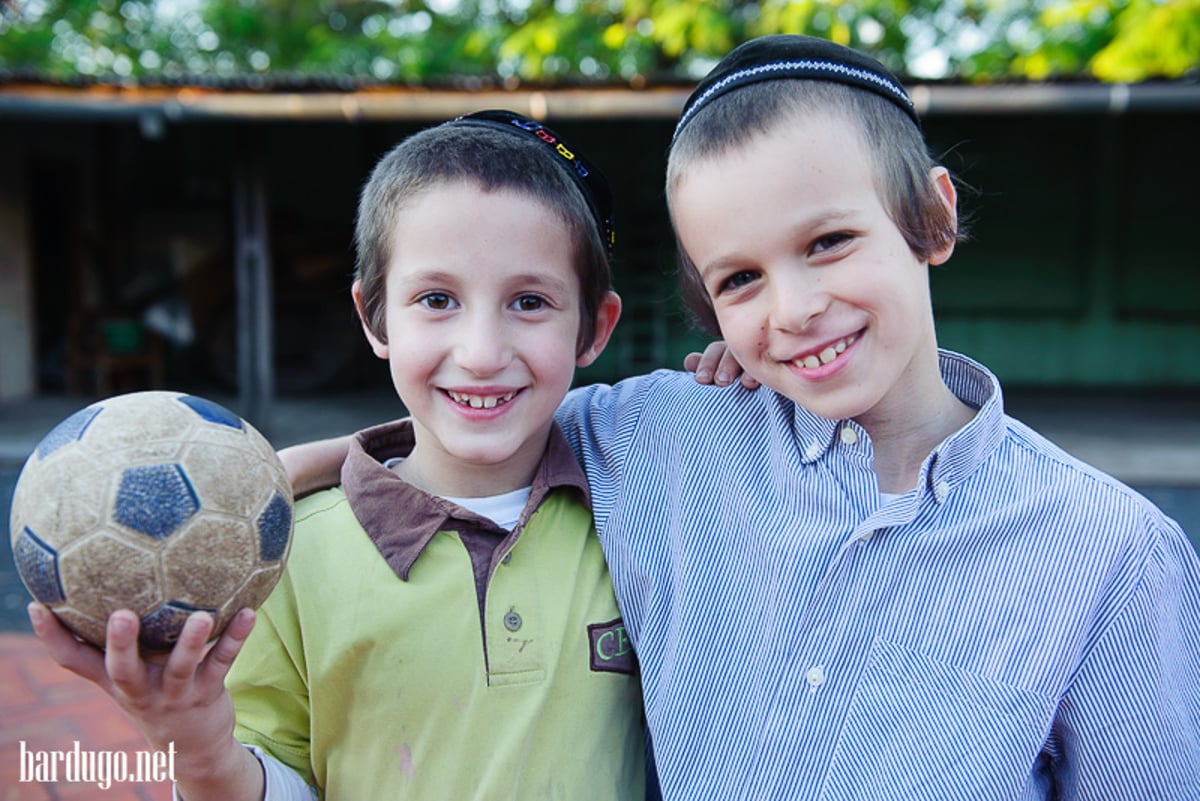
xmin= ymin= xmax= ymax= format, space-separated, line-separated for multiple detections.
xmin=818 ymin=638 xmax=1057 ymax=801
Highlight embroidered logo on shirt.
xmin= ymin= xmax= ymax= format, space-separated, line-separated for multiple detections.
xmin=588 ymin=618 xmax=635 ymax=675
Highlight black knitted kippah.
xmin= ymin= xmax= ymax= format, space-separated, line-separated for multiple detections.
xmin=674 ymin=34 xmax=920 ymax=141
xmin=451 ymin=109 xmax=616 ymax=259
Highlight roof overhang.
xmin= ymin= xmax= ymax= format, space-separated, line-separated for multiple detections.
xmin=2 ymin=81 xmax=1198 ymax=123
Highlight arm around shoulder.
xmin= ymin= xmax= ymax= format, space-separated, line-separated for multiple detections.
xmin=277 ymin=436 xmax=353 ymax=497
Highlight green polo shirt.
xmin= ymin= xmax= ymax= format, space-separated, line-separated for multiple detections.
xmin=227 ymin=421 xmax=645 ymax=799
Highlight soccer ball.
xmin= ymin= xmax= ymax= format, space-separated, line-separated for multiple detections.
xmin=9 ymin=391 xmax=294 ymax=650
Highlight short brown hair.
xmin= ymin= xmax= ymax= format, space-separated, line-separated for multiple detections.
xmin=355 ymin=122 xmax=613 ymax=354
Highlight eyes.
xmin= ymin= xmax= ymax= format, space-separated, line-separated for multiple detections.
xmin=512 ymin=295 xmax=547 ymax=312
xmin=416 ymin=292 xmax=549 ymax=313
xmin=710 ymin=231 xmax=855 ymax=298
xmin=419 ymin=292 xmax=454 ymax=311
xmin=718 ymin=270 xmax=758 ymax=294
xmin=812 ymin=231 xmax=853 ymax=254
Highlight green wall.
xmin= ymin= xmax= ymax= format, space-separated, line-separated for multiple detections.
xmin=580 ymin=109 xmax=1200 ymax=388
xmin=10 ymin=105 xmax=1197 ymax=393
xmin=926 ymin=112 xmax=1200 ymax=387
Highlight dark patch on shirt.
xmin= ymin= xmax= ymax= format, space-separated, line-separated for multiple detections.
xmin=588 ymin=618 xmax=635 ymax=675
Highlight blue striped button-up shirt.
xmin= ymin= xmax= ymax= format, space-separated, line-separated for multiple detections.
xmin=556 ymin=350 xmax=1200 ymax=800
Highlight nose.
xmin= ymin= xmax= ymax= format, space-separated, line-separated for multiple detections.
xmin=452 ymin=309 xmax=512 ymax=376
xmin=768 ymin=268 xmax=830 ymax=334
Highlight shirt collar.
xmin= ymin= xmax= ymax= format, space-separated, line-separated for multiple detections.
xmin=341 ymin=420 xmax=590 ymax=580
xmin=923 ymin=350 xmax=1005 ymax=497
xmin=787 ymin=349 xmax=1006 ymax=492
xmin=790 ymin=404 xmax=840 ymax=465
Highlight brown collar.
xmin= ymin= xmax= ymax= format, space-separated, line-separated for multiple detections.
xmin=341 ymin=420 xmax=590 ymax=580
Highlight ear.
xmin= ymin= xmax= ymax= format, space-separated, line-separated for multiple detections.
xmin=576 ymin=291 xmax=622 ymax=368
xmin=351 ymin=279 xmax=389 ymax=360
xmin=928 ymin=166 xmax=958 ymax=267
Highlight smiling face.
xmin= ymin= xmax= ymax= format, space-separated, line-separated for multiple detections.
xmin=355 ymin=179 xmax=618 ymax=497
xmin=670 ymin=110 xmax=956 ymax=430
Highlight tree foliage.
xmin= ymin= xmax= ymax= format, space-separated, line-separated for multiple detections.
xmin=1 ymin=0 xmax=1197 ymax=83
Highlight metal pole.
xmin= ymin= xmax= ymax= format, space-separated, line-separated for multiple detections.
xmin=232 ymin=162 xmax=274 ymax=430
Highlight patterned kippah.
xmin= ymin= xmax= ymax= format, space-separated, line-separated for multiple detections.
xmin=674 ymin=34 xmax=920 ymax=142
xmin=450 ymin=109 xmax=615 ymax=259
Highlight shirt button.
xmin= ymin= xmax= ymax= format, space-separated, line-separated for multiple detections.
xmin=503 ymin=610 xmax=522 ymax=632
xmin=934 ymin=481 xmax=951 ymax=503
xmin=805 ymin=442 xmax=822 ymax=460
xmin=501 ymin=552 xmax=513 ymax=565
xmin=805 ymin=665 xmax=825 ymax=688
xmin=840 ymin=427 xmax=858 ymax=445
xmin=860 ymin=529 xmax=874 ymax=542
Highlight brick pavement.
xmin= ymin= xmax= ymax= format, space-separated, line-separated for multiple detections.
xmin=0 ymin=633 xmax=170 ymax=801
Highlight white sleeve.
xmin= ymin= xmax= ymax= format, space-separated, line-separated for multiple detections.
xmin=171 ymin=744 xmax=317 ymax=801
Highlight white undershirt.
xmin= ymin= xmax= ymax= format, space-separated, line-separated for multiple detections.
xmin=443 ymin=487 xmax=530 ymax=531
xmin=254 ymin=747 xmax=318 ymax=801
xmin=383 ymin=457 xmax=531 ymax=530
xmin=172 ymin=745 xmax=316 ymax=801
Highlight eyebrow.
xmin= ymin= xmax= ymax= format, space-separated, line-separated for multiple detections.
xmin=393 ymin=269 xmax=459 ymax=287
xmin=395 ymin=269 xmax=574 ymax=296
xmin=697 ymin=255 xmax=745 ymax=285
xmin=502 ymin=272 xmax=574 ymax=296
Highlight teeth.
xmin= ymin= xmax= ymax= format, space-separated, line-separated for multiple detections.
xmin=449 ymin=390 xmax=516 ymax=409
xmin=796 ymin=334 xmax=857 ymax=370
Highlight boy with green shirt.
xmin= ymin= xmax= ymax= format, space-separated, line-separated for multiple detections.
xmin=28 ymin=110 xmax=645 ymax=800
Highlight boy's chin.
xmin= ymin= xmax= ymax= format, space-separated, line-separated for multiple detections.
xmin=768 ymin=381 xmax=877 ymax=423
